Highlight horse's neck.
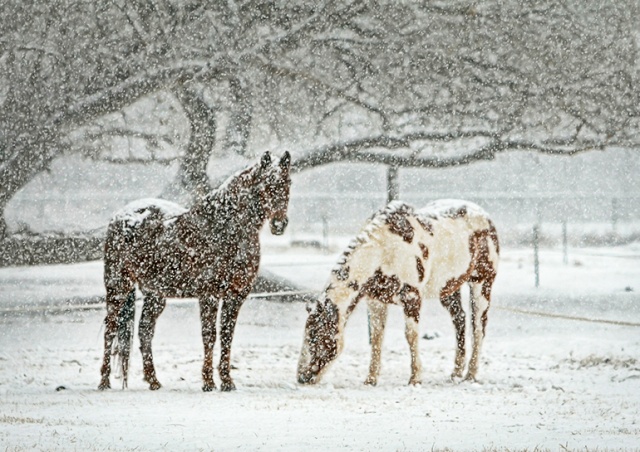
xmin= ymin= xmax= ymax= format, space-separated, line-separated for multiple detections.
xmin=324 ymin=217 xmax=401 ymax=333
xmin=179 ymin=190 xmax=265 ymax=243
xmin=324 ymin=277 xmax=360 ymax=334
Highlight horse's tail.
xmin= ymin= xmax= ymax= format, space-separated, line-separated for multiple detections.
xmin=488 ymin=219 xmax=500 ymax=256
xmin=115 ymin=289 xmax=136 ymax=389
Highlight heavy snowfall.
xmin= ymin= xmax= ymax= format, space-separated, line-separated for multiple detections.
xmin=1 ymin=1 xmax=640 ymax=451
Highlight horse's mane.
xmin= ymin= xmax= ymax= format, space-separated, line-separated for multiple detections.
xmin=191 ymin=164 xmax=256 ymax=215
xmin=333 ymin=200 xmax=415 ymax=274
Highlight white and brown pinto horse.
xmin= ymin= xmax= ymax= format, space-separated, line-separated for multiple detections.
xmin=99 ymin=151 xmax=291 ymax=392
xmin=298 ymin=200 xmax=499 ymax=386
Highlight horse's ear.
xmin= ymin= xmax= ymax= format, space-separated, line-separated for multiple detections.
xmin=306 ymin=301 xmax=316 ymax=314
xmin=260 ymin=151 xmax=272 ymax=169
xmin=280 ymin=151 xmax=291 ymax=169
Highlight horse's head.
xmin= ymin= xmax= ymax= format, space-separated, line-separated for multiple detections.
xmin=253 ymin=151 xmax=291 ymax=235
xmin=297 ymin=297 xmax=342 ymax=385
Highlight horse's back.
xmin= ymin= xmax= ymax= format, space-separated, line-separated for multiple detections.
xmin=417 ymin=199 xmax=497 ymax=260
xmin=418 ymin=199 xmax=492 ymax=227
xmin=416 ymin=199 xmax=499 ymax=296
xmin=111 ymin=198 xmax=187 ymax=228
xmin=106 ymin=197 xmax=187 ymax=249
xmin=104 ymin=198 xmax=188 ymax=285
xmin=339 ymin=200 xmax=484 ymax=291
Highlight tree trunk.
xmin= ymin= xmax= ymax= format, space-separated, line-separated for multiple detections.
xmin=0 ymin=217 xmax=7 ymax=240
xmin=224 ymin=78 xmax=252 ymax=156
xmin=172 ymin=85 xmax=217 ymax=200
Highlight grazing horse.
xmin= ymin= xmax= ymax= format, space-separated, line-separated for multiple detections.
xmin=99 ymin=151 xmax=291 ymax=392
xmin=298 ymin=200 xmax=499 ymax=386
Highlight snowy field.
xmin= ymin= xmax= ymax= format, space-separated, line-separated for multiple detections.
xmin=1 ymin=240 xmax=639 ymax=451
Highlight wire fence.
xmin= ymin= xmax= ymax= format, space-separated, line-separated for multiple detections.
xmin=287 ymin=192 xmax=640 ymax=246
xmin=2 ymin=288 xmax=639 ymax=328
xmin=7 ymin=191 xmax=640 ymax=247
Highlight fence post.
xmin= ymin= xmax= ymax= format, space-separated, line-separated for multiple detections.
xmin=533 ymin=200 xmax=542 ymax=287
xmin=533 ymin=224 xmax=540 ymax=288
xmin=322 ymin=215 xmax=329 ymax=250
xmin=562 ymin=219 xmax=568 ymax=265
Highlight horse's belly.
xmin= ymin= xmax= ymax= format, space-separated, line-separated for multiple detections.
xmin=137 ymin=272 xmax=199 ymax=298
xmin=129 ymin=234 xmax=260 ymax=298
xmin=132 ymin=249 xmax=201 ymax=297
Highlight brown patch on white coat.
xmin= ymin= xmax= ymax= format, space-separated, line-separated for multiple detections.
xmin=298 ymin=199 xmax=499 ymax=386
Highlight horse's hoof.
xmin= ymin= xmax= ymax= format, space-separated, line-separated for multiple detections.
xmin=202 ymin=383 xmax=216 ymax=392
xmin=364 ymin=377 xmax=377 ymax=386
xmin=408 ymin=379 xmax=422 ymax=386
xmin=220 ymin=381 xmax=236 ymax=392
xmin=148 ymin=380 xmax=162 ymax=390
xmin=463 ymin=374 xmax=477 ymax=383
xmin=98 ymin=380 xmax=111 ymax=390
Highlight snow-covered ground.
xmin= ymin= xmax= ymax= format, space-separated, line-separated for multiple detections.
xmin=0 ymin=240 xmax=639 ymax=451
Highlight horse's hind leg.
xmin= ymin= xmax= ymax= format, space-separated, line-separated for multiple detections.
xmin=139 ymin=292 xmax=166 ymax=390
xmin=364 ymin=299 xmax=388 ymax=386
xmin=199 ymin=295 xmax=220 ymax=392
xmin=440 ymin=289 xmax=466 ymax=380
xmin=218 ymin=296 xmax=243 ymax=392
xmin=117 ymin=290 xmax=136 ymax=389
xmin=99 ymin=287 xmax=131 ymax=390
xmin=466 ymin=279 xmax=493 ymax=381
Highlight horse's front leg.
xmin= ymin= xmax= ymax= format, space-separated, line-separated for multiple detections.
xmin=364 ymin=299 xmax=388 ymax=386
xmin=139 ymin=293 xmax=166 ymax=390
xmin=199 ymin=295 xmax=220 ymax=392
xmin=404 ymin=316 xmax=423 ymax=386
xmin=401 ymin=285 xmax=422 ymax=386
xmin=218 ymin=296 xmax=244 ymax=392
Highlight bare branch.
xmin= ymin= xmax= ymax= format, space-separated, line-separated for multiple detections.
xmin=292 ymin=133 xmax=610 ymax=172
xmin=81 ymin=127 xmax=175 ymax=147
xmin=51 ymin=60 xmax=225 ymax=129
xmin=251 ymin=57 xmax=388 ymax=126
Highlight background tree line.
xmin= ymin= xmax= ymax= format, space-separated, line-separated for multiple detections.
xmin=1 ymin=0 xmax=639 ymax=238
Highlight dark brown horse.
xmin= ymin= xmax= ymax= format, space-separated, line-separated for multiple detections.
xmin=99 ymin=151 xmax=291 ymax=392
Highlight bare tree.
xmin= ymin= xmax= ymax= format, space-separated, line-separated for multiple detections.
xmin=282 ymin=2 xmax=639 ymax=169
xmin=1 ymin=0 xmax=639 ymax=237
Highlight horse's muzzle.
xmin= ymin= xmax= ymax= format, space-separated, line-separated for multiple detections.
xmin=297 ymin=372 xmax=316 ymax=385
xmin=270 ymin=217 xmax=288 ymax=235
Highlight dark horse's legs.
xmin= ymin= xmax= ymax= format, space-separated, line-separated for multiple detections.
xmin=218 ymin=296 xmax=244 ymax=392
xmin=99 ymin=287 xmax=132 ymax=390
xmin=199 ymin=295 xmax=220 ymax=392
xmin=139 ymin=292 xmax=166 ymax=390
